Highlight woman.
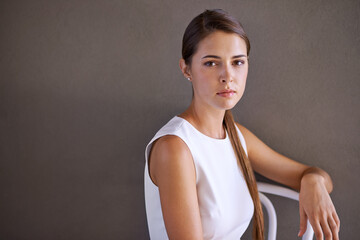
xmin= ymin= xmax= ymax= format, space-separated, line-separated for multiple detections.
xmin=144 ymin=9 xmax=339 ymax=240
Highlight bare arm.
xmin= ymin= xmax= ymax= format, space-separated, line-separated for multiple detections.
xmin=236 ymin=123 xmax=332 ymax=191
xmin=149 ymin=135 xmax=203 ymax=240
xmin=236 ymin=123 xmax=340 ymax=240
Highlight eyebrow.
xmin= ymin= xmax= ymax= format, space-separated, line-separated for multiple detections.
xmin=201 ymin=54 xmax=247 ymax=59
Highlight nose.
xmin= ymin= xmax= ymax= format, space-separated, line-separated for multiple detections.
xmin=220 ymin=64 xmax=233 ymax=83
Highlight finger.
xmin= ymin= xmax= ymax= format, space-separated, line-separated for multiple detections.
xmin=332 ymin=211 xmax=340 ymax=231
xmin=328 ymin=216 xmax=339 ymax=240
xmin=320 ymin=215 xmax=333 ymax=240
xmin=310 ymin=219 xmax=323 ymax=240
xmin=298 ymin=206 xmax=308 ymax=237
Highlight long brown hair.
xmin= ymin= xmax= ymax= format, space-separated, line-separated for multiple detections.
xmin=182 ymin=9 xmax=264 ymax=239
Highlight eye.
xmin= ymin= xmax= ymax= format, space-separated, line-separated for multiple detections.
xmin=204 ymin=61 xmax=216 ymax=67
xmin=233 ymin=60 xmax=245 ymax=66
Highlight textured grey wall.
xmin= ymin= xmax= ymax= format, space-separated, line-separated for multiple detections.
xmin=0 ymin=0 xmax=359 ymax=239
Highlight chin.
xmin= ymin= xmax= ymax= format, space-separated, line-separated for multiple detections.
xmin=216 ymin=101 xmax=238 ymax=111
xmin=224 ymin=105 xmax=237 ymax=111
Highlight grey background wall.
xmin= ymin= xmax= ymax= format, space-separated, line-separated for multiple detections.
xmin=0 ymin=0 xmax=359 ymax=239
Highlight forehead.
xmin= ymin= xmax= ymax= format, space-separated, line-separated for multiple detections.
xmin=195 ymin=31 xmax=247 ymax=56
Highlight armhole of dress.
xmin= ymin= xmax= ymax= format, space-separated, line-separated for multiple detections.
xmin=235 ymin=124 xmax=248 ymax=157
xmin=146 ymin=140 xmax=159 ymax=187
xmin=145 ymin=133 xmax=198 ymax=187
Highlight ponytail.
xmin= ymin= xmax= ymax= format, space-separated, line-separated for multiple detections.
xmin=223 ymin=110 xmax=264 ymax=240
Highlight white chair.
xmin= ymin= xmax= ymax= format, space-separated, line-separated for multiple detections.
xmin=257 ymin=182 xmax=314 ymax=240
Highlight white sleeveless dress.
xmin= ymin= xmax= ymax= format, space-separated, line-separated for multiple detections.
xmin=144 ymin=116 xmax=254 ymax=240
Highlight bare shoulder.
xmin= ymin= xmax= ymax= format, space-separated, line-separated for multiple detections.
xmin=151 ymin=135 xmax=190 ymax=156
xmin=234 ymin=122 xmax=260 ymax=156
xmin=149 ymin=135 xmax=195 ymax=186
xmin=149 ymin=135 xmax=202 ymax=238
xmin=150 ymin=135 xmax=192 ymax=165
xmin=235 ymin=122 xmax=252 ymax=139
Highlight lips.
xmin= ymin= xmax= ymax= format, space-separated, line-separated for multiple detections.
xmin=217 ymin=89 xmax=236 ymax=97
xmin=217 ymin=89 xmax=235 ymax=94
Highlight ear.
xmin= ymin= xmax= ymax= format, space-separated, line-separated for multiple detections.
xmin=179 ymin=59 xmax=192 ymax=80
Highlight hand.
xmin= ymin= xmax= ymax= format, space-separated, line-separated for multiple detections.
xmin=298 ymin=174 xmax=340 ymax=240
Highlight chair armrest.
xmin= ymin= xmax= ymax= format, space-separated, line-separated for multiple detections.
xmin=257 ymin=182 xmax=314 ymax=240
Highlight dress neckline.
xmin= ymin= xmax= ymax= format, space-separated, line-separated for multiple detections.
xmin=175 ymin=116 xmax=229 ymax=142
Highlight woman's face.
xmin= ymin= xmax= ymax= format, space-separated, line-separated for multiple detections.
xmin=183 ymin=31 xmax=249 ymax=111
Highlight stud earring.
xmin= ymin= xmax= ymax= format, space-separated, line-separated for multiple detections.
xmin=187 ymin=77 xmax=191 ymax=81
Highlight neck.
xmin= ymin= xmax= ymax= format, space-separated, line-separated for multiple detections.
xmin=179 ymin=99 xmax=226 ymax=139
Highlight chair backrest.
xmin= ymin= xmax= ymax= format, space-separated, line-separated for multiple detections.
xmin=257 ymin=182 xmax=314 ymax=240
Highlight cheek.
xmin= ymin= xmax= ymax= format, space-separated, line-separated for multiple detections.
xmin=237 ymin=85 xmax=246 ymax=99
xmin=237 ymin=68 xmax=248 ymax=85
xmin=194 ymin=66 xmax=216 ymax=79
xmin=193 ymin=74 xmax=214 ymax=92
xmin=196 ymin=81 xmax=213 ymax=95
xmin=235 ymin=72 xmax=248 ymax=96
